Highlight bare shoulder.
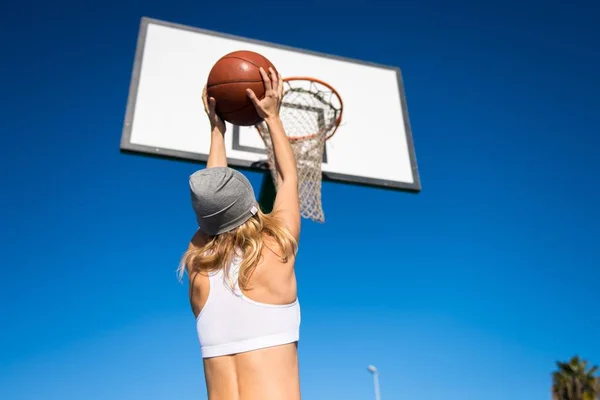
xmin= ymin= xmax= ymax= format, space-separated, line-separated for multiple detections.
xmin=243 ymin=233 xmax=298 ymax=305
xmin=259 ymin=234 xmax=297 ymax=285
xmin=184 ymin=230 xmax=209 ymax=275
xmin=262 ymin=233 xmax=296 ymax=263
xmin=186 ymin=230 xmax=211 ymax=318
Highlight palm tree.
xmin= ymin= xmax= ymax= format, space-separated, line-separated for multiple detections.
xmin=552 ymin=356 xmax=600 ymax=400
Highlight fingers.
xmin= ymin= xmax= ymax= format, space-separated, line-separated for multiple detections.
xmin=259 ymin=67 xmax=272 ymax=92
xmin=268 ymin=67 xmax=278 ymax=93
xmin=208 ymin=97 xmax=217 ymax=113
xmin=246 ymin=88 xmax=260 ymax=105
xmin=278 ymin=74 xmax=284 ymax=98
xmin=202 ymin=85 xmax=209 ymax=109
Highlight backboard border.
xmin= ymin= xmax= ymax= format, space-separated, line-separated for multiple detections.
xmin=120 ymin=16 xmax=421 ymax=192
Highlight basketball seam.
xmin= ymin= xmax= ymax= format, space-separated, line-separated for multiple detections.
xmin=222 ymin=56 xmax=266 ymax=71
xmin=207 ymin=80 xmax=263 ymax=89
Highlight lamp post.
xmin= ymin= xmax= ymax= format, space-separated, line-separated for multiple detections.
xmin=367 ymin=365 xmax=381 ymax=400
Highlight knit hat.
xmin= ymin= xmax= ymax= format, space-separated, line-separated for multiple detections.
xmin=189 ymin=167 xmax=258 ymax=235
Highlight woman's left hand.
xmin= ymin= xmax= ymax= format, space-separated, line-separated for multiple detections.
xmin=203 ymin=85 xmax=226 ymax=134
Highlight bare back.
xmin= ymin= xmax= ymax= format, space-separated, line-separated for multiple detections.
xmin=188 ymin=234 xmax=300 ymax=400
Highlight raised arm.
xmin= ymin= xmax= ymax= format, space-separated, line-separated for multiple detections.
xmin=202 ymin=85 xmax=227 ymax=168
xmin=263 ymin=114 xmax=300 ymax=238
xmin=265 ymin=115 xmax=297 ymax=182
xmin=246 ymin=68 xmax=300 ymax=239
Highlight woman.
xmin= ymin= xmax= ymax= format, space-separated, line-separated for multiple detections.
xmin=178 ymin=67 xmax=302 ymax=400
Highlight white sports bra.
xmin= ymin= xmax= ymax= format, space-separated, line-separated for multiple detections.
xmin=196 ymin=257 xmax=301 ymax=358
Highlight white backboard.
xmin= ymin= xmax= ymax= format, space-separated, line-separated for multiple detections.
xmin=121 ymin=17 xmax=420 ymax=191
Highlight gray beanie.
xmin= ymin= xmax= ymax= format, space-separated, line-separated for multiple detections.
xmin=189 ymin=167 xmax=258 ymax=236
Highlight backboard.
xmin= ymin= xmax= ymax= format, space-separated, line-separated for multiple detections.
xmin=120 ymin=17 xmax=421 ymax=191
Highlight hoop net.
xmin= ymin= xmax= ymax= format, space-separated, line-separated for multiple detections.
xmin=256 ymin=78 xmax=343 ymax=223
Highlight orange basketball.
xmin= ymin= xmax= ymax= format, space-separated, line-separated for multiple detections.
xmin=206 ymin=50 xmax=278 ymax=126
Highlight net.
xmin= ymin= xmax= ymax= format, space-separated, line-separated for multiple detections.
xmin=256 ymin=78 xmax=343 ymax=223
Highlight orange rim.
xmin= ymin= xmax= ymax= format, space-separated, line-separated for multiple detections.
xmin=254 ymin=76 xmax=344 ymax=142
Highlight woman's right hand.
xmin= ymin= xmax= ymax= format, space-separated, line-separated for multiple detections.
xmin=246 ymin=67 xmax=284 ymax=121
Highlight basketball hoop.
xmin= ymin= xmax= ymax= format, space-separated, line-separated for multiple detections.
xmin=256 ymin=77 xmax=343 ymax=223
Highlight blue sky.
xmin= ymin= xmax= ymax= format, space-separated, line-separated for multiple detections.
xmin=1 ymin=0 xmax=599 ymax=399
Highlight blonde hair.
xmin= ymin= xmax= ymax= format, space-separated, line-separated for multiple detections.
xmin=177 ymin=208 xmax=298 ymax=290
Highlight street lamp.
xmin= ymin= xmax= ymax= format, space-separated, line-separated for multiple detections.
xmin=367 ymin=365 xmax=381 ymax=400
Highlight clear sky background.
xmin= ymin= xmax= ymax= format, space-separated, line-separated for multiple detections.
xmin=1 ymin=0 xmax=599 ymax=399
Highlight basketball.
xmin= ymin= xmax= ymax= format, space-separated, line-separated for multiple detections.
xmin=206 ymin=50 xmax=278 ymax=126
